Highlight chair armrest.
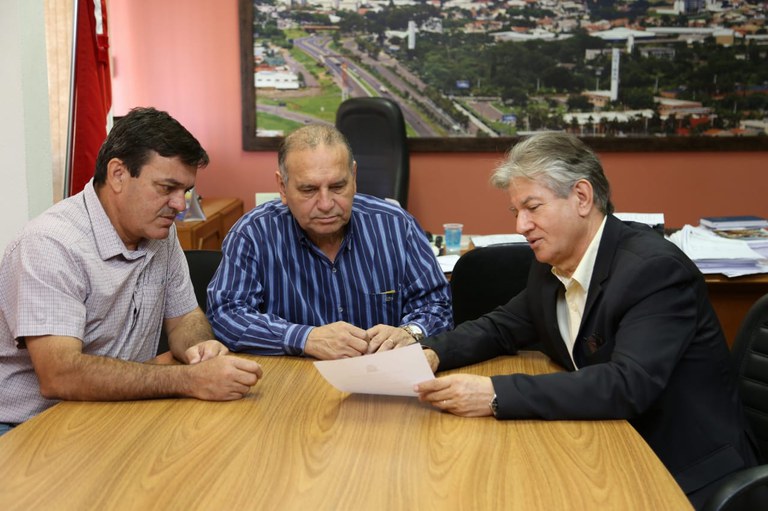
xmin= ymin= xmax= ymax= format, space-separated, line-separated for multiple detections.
xmin=701 ymin=464 xmax=768 ymax=511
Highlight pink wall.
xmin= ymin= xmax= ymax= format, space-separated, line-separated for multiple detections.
xmin=407 ymin=151 xmax=768 ymax=235
xmin=109 ymin=0 xmax=768 ymax=235
xmin=110 ymin=0 xmax=274 ymax=214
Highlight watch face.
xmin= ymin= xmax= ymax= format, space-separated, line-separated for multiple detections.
xmin=403 ymin=325 xmax=423 ymax=341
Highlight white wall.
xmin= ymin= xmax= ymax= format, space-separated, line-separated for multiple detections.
xmin=0 ymin=0 xmax=53 ymax=253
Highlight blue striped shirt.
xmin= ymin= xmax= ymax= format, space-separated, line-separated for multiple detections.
xmin=207 ymin=194 xmax=453 ymax=355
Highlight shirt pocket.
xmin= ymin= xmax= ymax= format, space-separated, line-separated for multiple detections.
xmin=125 ymin=280 xmax=167 ymax=356
xmin=353 ymin=277 xmax=403 ymax=327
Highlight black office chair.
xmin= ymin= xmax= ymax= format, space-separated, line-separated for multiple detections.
xmin=157 ymin=250 xmax=223 ymax=355
xmin=701 ymin=293 xmax=768 ymax=511
xmin=450 ymin=243 xmax=535 ymax=325
xmin=702 ymin=466 xmax=768 ymax=511
xmin=183 ymin=249 xmax=223 ymax=313
xmin=335 ymin=97 xmax=409 ymax=209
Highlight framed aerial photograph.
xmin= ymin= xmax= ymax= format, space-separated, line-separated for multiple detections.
xmin=240 ymin=0 xmax=768 ymax=152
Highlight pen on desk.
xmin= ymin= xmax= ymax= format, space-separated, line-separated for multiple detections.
xmin=379 ymin=290 xmax=396 ymax=295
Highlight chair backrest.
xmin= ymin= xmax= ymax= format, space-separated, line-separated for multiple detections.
xmin=335 ymin=97 xmax=409 ymax=209
xmin=184 ymin=250 xmax=223 ymax=313
xmin=731 ymin=293 xmax=768 ymax=461
xmin=157 ymin=250 xmax=223 ymax=355
xmin=450 ymin=244 xmax=535 ymax=325
xmin=693 ymin=294 xmax=768 ymax=511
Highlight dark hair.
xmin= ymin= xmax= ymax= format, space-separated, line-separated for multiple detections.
xmin=93 ymin=107 xmax=209 ymax=186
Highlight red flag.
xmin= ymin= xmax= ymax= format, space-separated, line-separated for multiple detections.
xmin=68 ymin=0 xmax=112 ymax=197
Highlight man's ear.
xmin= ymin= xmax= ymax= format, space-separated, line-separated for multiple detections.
xmin=106 ymin=158 xmax=127 ymax=193
xmin=275 ymin=170 xmax=287 ymax=204
xmin=573 ymin=179 xmax=594 ymax=216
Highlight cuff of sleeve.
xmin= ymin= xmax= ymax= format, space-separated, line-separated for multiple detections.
xmin=284 ymin=324 xmax=313 ymax=356
xmin=489 ymin=376 xmax=507 ymax=420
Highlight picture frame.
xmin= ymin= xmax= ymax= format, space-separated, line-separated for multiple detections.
xmin=239 ymin=0 xmax=768 ymax=153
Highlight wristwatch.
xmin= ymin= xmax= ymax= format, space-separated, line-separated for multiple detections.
xmin=401 ymin=324 xmax=425 ymax=343
xmin=489 ymin=394 xmax=498 ymax=417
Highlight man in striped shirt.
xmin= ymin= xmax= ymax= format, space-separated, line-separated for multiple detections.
xmin=207 ymin=124 xmax=452 ymax=359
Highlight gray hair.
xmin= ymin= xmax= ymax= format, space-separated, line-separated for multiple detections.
xmin=490 ymin=132 xmax=614 ymax=215
xmin=277 ymin=124 xmax=354 ymax=184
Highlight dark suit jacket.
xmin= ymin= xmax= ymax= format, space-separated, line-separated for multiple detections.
xmin=424 ymin=215 xmax=757 ymax=495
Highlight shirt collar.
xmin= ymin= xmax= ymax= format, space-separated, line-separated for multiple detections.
xmin=84 ymin=179 xmax=149 ymax=261
xmin=552 ymin=216 xmax=607 ymax=291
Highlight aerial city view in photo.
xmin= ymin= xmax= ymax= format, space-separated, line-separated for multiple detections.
xmin=251 ymin=0 xmax=768 ymax=138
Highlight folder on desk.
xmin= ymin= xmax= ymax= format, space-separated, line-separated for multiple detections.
xmin=700 ymin=215 xmax=768 ymax=230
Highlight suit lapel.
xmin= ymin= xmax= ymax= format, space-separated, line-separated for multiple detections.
xmin=583 ymin=215 xmax=622 ymax=323
xmin=538 ymin=270 xmax=576 ymax=371
xmin=532 ymin=216 xmax=624 ymax=371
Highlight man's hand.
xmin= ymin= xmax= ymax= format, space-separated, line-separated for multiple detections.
xmin=304 ymin=322 xmax=369 ymax=360
xmin=423 ymin=348 xmax=440 ymax=373
xmin=183 ymin=340 xmax=229 ymax=364
xmin=365 ymin=324 xmax=415 ymax=354
xmin=184 ymin=355 xmax=263 ymax=401
xmin=146 ymin=351 xmax=176 ymax=365
xmin=414 ymin=374 xmax=495 ymax=417
xmin=25 ymin=334 xmax=263 ymax=402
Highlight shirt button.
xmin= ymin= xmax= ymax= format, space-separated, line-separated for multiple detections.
xmin=332 ymin=268 xmax=337 ymax=273
xmin=338 ymin=307 xmax=344 ymax=313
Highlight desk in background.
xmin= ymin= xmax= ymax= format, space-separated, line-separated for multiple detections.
xmin=705 ymin=273 xmax=768 ymax=347
xmin=175 ymin=197 xmax=244 ymax=250
xmin=0 ymin=353 xmax=691 ymax=510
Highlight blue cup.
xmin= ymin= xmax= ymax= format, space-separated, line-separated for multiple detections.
xmin=443 ymin=223 xmax=463 ymax=255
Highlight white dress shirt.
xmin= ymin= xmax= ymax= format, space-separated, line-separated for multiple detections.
xmin=552 ymin=217 xmax=607 ymax=368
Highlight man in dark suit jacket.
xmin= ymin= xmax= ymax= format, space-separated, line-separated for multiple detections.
xmin=413 ymin=132 xmax=758 ymax=509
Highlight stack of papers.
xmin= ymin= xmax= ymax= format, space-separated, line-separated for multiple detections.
xmin=709 ymin=228 xmax=768 ymax=248
xmin=668 ymin=225 xmax=768 ymax=277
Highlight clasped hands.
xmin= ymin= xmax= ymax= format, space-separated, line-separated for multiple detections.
xmin=304 ymin=321 xmax=415 ymax=360
xmin=153 ymin=340 xmax=263 ymax=401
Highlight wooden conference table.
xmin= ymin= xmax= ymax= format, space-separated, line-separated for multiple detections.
xmin=0 ymin=352 xmax=690 ymax=510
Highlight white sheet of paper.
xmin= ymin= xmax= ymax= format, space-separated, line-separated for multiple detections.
xmin=470 ymin=234 xmax=527 ymax=247
xmin=436 ymin=254 xmax=460 ymax=273
xmin=313 ymin=343 xmax=435 ymax=397
xmin=614 ymin=212 xmax=665 ymax=226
